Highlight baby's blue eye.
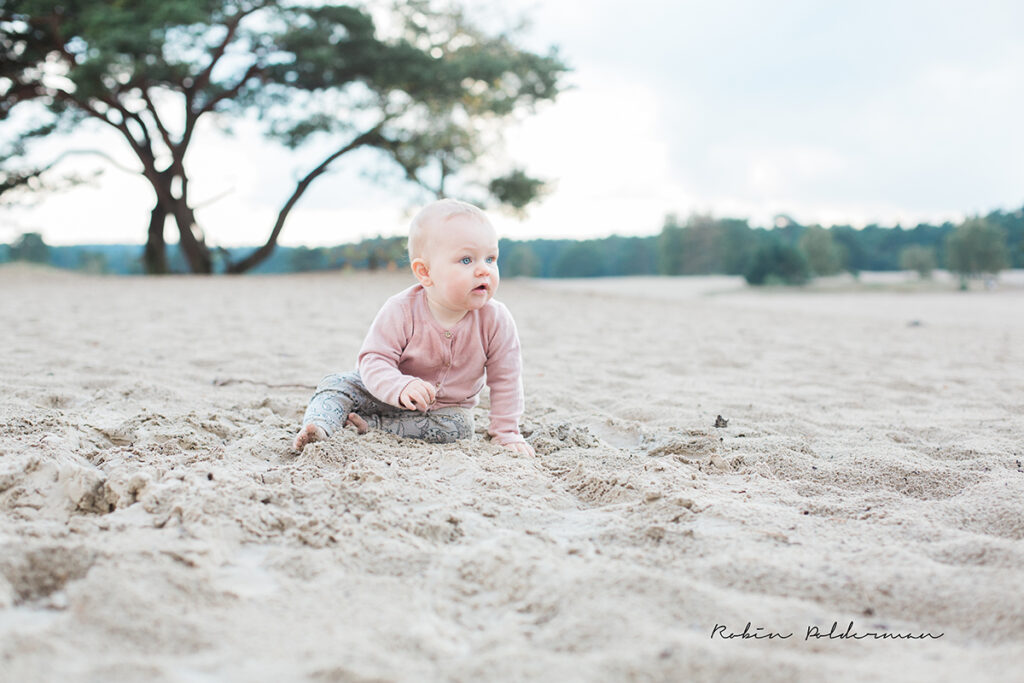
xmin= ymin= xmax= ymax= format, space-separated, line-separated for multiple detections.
xmin=486 ymin=256 xmax=496 ymax=264
xmin=461 ymin=257 xmax=472 ymax=265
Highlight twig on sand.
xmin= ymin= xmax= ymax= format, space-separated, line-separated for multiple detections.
xmin=212 ymin=378 xmax=315 ymax=389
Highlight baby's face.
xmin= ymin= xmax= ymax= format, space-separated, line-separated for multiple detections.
xmin=421 ymin=214 xmax=500 ymax=315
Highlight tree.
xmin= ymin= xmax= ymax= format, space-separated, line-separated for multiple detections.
xmin=984 ymin=206 xmax=1024 ymax=268
xmin=676 ymin=214 xmax=723 ymax=274
xmin=716 ymin=218 xmax=755 ymax=275
xmin=1 ymin=0 xmax=566 ymax=274
xmin=364 ymin=236 xmax=407 ymax=271
xmin=499 ymin=241 xmax=540 ymax=277
xmin=609 ymin=235 xmax=657 ymax=275
xmin=654 ymin=214 xmax=757 ymax=276
xmin=656 ymin=214 xmax=724 ymax=275
xmin=945 ymin=216 xmax=1009 ymax=288
xmin=656 ymin=215 xmax=686 ymax=275
xmin=288 ymin=245 xmax=328 ymax=272
xmin=553 ymin=240 xmax=607 ymax=278
xmin=899 ymin=245 xmax=936 ymax=279
xmin=744 ymin=242 xmax=810 ymax=286
xmin=798 ymin=225 xmax=845 ymax=276
xmin=9 ymin=231 xmax=50 ymax=262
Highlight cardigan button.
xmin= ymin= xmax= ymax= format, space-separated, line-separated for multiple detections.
xmin=444 ymin=331 xmax=452 ymax=338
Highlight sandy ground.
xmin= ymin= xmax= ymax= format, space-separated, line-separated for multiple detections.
xmin=1 ymin=264 xmax=1022 ymax=682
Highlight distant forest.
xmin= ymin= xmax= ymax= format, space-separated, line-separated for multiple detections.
xmin=3 ymin=205 xmax=1022 ymax=283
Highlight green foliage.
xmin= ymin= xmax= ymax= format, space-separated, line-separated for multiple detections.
xmin=9 ymin=232 xmax=50 ymax=262
xmin=309 ymin=235 xmax=407 ymax=272
xmin=288 ymin=246 xmax=329 ymax=272
xmin=75 ymin=249 xmax=109 ymax=274
xmin=656 ymin=214 xmax=756 ymax=276
xmin=553 ymin=240 xmax=610 ymax=278
xmin=499 ymin=242 xmax=540 ymax=277
xmin=611 ymin=235 xmax=659 ymax=275
xmin=0 ymin=0 xmax=567 ymax=273
xmin=11 ymin=202 xmax=1024 ymax=280
xmin=716 ymin=218 xmax=758 ymax=275
xmin=488 ymin=169 xmax=547 ymax=213
xmin=899 ymin=245 xmax=937 ymax=279
xmin=798 ymin=225 xmax=846 ymax=276
xmin=982 ymin=208 xmax=1024 ymax=268
xmin=449 ymin=207 xmax=1022 ymax=283
xmin=674 ymin=215 xmax=722 ymax=274
xmin=361 ymin=236 xmax=408 ymax=271
xmin=656 ymin=217 xmax=686 ymax=276
xmin=945 ymin=217 xmax=1009 ymax=282
xmin=744 ymin=242 xmax=811 ymax=286
xmin=828 ymin=222 xmax=952 ymax=272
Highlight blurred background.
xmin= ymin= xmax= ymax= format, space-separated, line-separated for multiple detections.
xmin=1 ymin=0 xmax=1021 ymax=283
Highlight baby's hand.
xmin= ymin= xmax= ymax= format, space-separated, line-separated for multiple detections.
xmin=504 ymin=441 xmax=536 ymax=457
xmin=399 ymin=379 xmax=436 ymax=412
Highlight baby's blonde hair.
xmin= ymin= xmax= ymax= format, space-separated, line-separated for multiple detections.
xmin=408 ymin=198 xmax=492 ymax=262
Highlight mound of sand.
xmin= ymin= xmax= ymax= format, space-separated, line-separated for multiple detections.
xmin=1 ymin=266 xmax=1022 ymax=681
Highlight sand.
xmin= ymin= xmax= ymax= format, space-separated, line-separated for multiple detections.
xmin=1 ymin=264 xmax=1022 ymax=682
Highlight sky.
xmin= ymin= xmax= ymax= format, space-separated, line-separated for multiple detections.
xmin=2 ymin=0 xmax=1023 ymax=247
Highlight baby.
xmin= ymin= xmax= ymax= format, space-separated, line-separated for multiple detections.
xmin=293 ymin=198 xmax=535 ymax=457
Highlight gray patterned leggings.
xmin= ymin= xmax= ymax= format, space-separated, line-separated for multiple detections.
xmin=302 ymin=371 xmax=474 ymax=444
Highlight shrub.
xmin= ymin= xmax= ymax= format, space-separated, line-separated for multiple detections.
xmin=899 ymin=245 xmax=937 ymax=279
xmin=744 ymin=243 xmax=811 ymax=286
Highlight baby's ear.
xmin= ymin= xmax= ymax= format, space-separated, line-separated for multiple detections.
xmin=411 ymin=258 xmax=432 ymax=286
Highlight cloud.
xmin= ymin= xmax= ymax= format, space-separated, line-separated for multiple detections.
xmin=495 ymin=73 xmax=696 ymax=238
xmin=4 ymin=0 xmax=1023 ymax=246
xmin=573 ymin=0 xmax=1024 ymax=227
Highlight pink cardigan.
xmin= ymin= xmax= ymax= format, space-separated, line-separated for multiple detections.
xmin=357 ymin=284 xmax=526 ymax=444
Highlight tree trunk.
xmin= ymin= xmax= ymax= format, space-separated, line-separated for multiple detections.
xmin=171 ymin=202 xmax=213 ymax=274
xmin=143 ymin=193 xmax=213 ymax=275
xmin=144 ymin=204 xmax=169 ymax=274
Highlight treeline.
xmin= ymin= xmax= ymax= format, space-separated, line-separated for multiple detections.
xmin=496 ymin=208 xmax=1023 ymax=284
xmin=3 ymin=205 xmax=1022 ymax=283
xmin=0 ymin=235 xmax=409 ymax=276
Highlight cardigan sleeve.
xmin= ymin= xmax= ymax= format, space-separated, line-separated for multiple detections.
xmin=357 ymin=295 xmax=420 ymax=407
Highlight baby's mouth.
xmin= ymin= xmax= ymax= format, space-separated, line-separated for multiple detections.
xmin=473 ymin=284 xmax=489 ymax=292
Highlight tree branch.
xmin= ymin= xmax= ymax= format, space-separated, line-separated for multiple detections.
xmin=1 ymin=147 xmax=139 ymax=201
xmin=226 ymin=123 xmax=386 ymax=274
xmin=140 ymin=87 xmax=177 ymax=157
xmin=28 ymin=9 xmax=174 ymax=216
xmin=27 ymin=6 xmax=152 ymax=154
xmin=50 ymin=90 xmax=142 ymax=157
xmin=188 ymin=7 xmax=253 ymax=96
xmin=193 ymin=186 xmax=235 ymax=209
xmin=199 ymin=62 xmax=262 ymax=118
xmin=182 ymin=2 xmax=266 ymax=146
xmin=36 ymin=148 xmax=142 ymax=175
xmin=182 ymin=60 xmax=263 ymax=155
xmin=48 ymin=89 xmax=185 ymax=224
xmin=97 ymin=89 xmax=157 ymax=156
xmin=382 ymin=143 xmax=445 ymax=198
